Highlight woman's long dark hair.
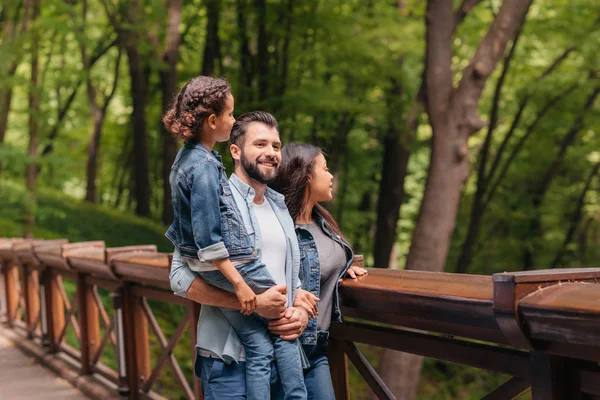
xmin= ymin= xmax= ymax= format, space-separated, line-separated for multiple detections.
xmin=271 ymin=143 xmax=350 ymax=245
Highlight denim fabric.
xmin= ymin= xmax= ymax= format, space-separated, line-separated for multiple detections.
xmin=165 ymin=140 xmax=255 ymax=261
xmin=301 ymin=333 xmax=335 ymax=400
xmin=218 ymin=308 xmax=307 ymax=400
xmin=296 ymin=218 xmax=353 ymax=346
xmin=196 ymin=356 xmax=283 ymax=400
xmin=199 ymin=258 xmax=277 ymax=296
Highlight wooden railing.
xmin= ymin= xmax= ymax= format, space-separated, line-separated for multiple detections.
xmin=1 ymin=237 xmax=600 ymax=400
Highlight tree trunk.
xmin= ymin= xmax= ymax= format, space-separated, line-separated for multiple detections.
xmin=201 ymin=0 xmax=221 ymax=76
xmin=160 ymin=0 xmax=182 ymax=225
xmin=523 ymin=87 xmax=599 ymax=270
xmin=0 ymin=77 xmax=15 ymax=144
xmin=395 ymin=1 xmax=533 ymax=397
xmin=255 ymin=0 xmax=269 ymax=102
xmin=373 ymin=78 xmax=416 ymax=270
xmin=85 ymin=115 xmax=103 ymax=203
xmin=0 ymin=2 xmax=30 ymax=145
xmin=125 ymin=0 xmax=151 ymax=217
xmin=24 ymin=0 xmax=40 ymax=238
xmin=551 ymin=162 xmax=600 ymax=268
xmin=455 ymin=28 xmax=522 ymax=273
xmin=406 ymin=0 xmax=532 ymax=272
xmin=237 ymin=0 xmax=254 ymax=105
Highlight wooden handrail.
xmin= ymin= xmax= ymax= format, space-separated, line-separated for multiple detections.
xmin=1 ymin=237 xmax=600 ymax=400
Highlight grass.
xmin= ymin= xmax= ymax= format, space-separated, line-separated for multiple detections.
xmin=0 ymin=179 xmax=171 ymax=250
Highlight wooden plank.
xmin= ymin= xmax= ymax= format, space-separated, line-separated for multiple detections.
xmin=339 ymin=270 xmax=498 ymax=335
xmin=327 ymin=337 xmax=350 ymax=400
xmin=340 ymin=340 xmax=394 ymax=400
xmin=330 ymin=321 xmax=531 ymax=379
xmin=520 ymin=283 xmax=600 ymax=348
xmin=482 ymin=377 xmax=530 ymax=400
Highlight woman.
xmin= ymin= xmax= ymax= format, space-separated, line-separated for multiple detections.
xmin=272 ymin=143 xmax=368 ymax=399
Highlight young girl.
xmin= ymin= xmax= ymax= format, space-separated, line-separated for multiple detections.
xmin=163 ymin=76 xmax=307 ymax=399
xmin=272 ymin=143 xmax=367 ymax=399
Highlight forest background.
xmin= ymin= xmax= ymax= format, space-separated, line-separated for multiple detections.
xmin=1 ymin=0 xmax=599 ymax=399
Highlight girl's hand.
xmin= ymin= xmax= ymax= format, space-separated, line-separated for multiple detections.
xmin=234 ymin=282 xmax=257 ymax=315
xmin=293 ymin=289 xmax=319 ymax=318
xmin=343 ymin=265 xmax=368 ymax=280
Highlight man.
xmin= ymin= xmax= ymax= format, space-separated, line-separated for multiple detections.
xmin=169 ymin=111 xmax=313 ymax=399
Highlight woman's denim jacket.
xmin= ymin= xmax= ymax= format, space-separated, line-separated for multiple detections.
xmin=165 ymin=140 xmax=256 ymax=263
xmin=296 ymin=218 xmax=353 ymax=346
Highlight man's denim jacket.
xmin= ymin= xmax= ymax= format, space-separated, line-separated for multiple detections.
xmin=296 ymin=218 xmax=353 ymax=346
xmin=165 ymin=140 xmax=256 ymax=263
xmin=169 ymin=173 xmax=302 ymax=363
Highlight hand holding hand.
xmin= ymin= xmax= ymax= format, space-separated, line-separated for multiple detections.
xmin=293 ymin=289 xmax=319 ymax=318
xmin=268 ymin=307 xmax=309 ymax=341
xmin=255 ymin=284 xmax=287 ymax=319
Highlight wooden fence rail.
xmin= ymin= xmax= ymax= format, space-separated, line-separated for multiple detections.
xmin=1 ymin=237 xmax=600 ymax=400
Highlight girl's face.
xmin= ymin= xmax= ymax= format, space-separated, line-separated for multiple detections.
xmin=213 ymin=93 xmax=235 ymax=142
xmin=307 ymin=153 xmax=334 ymax=203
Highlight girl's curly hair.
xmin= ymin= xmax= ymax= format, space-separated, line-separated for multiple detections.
xmin=162 ymin=76 xmax=231 ymax=142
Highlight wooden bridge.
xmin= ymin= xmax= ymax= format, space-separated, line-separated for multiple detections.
xmin=1 ymin=237 xmax=600 ymax=399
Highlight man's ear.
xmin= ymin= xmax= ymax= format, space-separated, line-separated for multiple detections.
xmin=207 ymin=114 xmax=217 ymax=130
xmin=230 ymin=143 xmax=241 ymax=161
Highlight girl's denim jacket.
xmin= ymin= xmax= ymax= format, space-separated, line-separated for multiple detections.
xmin=296 ymin=218 xmax=354 ymax=346
xmin=165 ymin=140 xmax=256 ymax=263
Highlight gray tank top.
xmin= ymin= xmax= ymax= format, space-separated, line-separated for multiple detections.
xmin=298 ymin=222 xmax=346 ymax=331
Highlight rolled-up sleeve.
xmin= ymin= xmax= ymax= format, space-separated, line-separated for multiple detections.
xmin=169 ymin=247 xmax=200 ymax=297
xmin=189 ymin=162 xmax=229 ymax=262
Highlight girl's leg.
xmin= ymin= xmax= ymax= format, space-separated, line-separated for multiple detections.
xmin=272 ymin=337 xmax=308 ymax=399
xmin=221 ymin=309 xmax=274 ymax=400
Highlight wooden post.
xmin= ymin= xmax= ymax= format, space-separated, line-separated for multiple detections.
xmin=327 ymin=337 xmax=350 ymax=400
xmin=78 ymin=273 xmax=100 ymax=374
xmin=47 ymin=271 xmax=65 ymax=352
xmin=531 ymin=352 xmax=581 ymax=400
xmin=0 ymin=264 xmax=6 ymax=322
xmin=111 ymin=288 xmax=129 ymax=396
xmin=38 ymin=268 xmax=50 ymax=347
xmin=23 ymin=265 xmax=40 ymax=338
xmin=133 ymin=296 xmax=151 ymax=382
xmin=122 ymin=283 xmax=151 ymax=399
xmin=4 ymin=261 xmax=20 ymax=327
xmin=190 ymin=301 xmax=203 ymax=400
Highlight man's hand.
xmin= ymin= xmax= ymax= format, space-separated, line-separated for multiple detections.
xmin=255 ymin=284 xmax=287 ymax=319
xmin=293 ymin=289 xmax=319 ymax=318
xmin=268 ymin=307 xmax=308 ymax=341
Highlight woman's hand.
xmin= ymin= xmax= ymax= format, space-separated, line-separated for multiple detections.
xmin=234 ymin=281 xmax=257 ymax=315
xmin=268 ymin=307 xmax=309 ymax=340
xmin=342 ymin=265 xmax=368 ymax=280
xmin=293 ymin=289 xmax=319 ymax=318
xmin=255 ymin=284 xmax=287 ymax=319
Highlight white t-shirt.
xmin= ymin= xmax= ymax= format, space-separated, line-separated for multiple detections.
xmin=252 ymin=199 xmax=287 ymax=286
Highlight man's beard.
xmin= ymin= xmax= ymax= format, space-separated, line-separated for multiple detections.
xmin=241 ymin=152 xmax=278 ymax=184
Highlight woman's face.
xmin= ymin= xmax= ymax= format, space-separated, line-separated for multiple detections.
xmin=308 ymin=153 xmax=334 ymax=203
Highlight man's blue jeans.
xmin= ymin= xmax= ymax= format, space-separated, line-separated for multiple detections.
xmin=199 ymin=260 xmax=306 ymax=400
xmin=197 ymin=332 xmax=334 ymax=400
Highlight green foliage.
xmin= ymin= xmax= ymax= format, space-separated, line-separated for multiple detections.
xmin=0 ymin=179 xmax=171 ymax=250
xmin=1 ymin=0 xmax=599 ymax=398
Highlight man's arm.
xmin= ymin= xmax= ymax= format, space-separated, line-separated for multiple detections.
xmin=170 ymin=248 xmax=286 ymax=318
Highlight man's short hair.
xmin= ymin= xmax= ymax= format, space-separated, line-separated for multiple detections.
xmin=229 ymin=111 xmax=279 ymax=148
